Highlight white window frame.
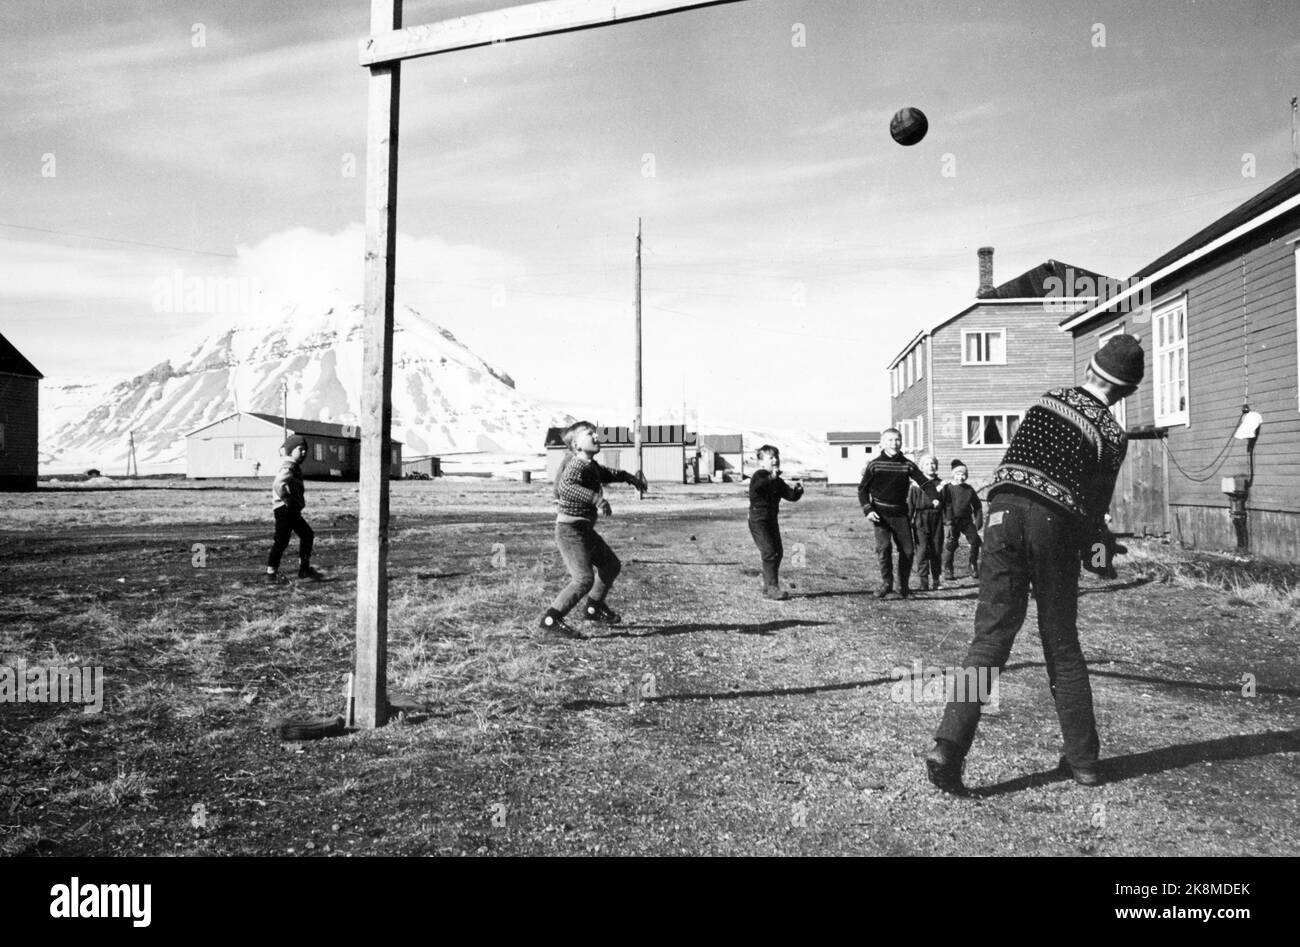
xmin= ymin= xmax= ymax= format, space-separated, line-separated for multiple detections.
xmin=232 ymin=442 xmax=245 ymax=460
xmin=962 ymin=411 xmax=1022 ymax=449
xmin=314 ymin=443 xmax=324 ymax=462
xmin=1153 ymin=295 xmax=1189 ymax=426
xmin=915 ymin=414 xmax=925 ymax=452
xmin=961 ymin=328 xmax=1007 ymax=365
xmin=1098 ymin=324 xmax=1128 ymax=430
xmin=898 ymin=419 xmax=917 ymax=452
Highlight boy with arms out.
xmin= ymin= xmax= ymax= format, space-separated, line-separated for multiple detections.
xmin=748 ymin=445 xmax=804 ymax=600
xmin=540 ymin=421 xmax=647 ymax=638
xmin=857 ymin=429 xmax=939 ymax=599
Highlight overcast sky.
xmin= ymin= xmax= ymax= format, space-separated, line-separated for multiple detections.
xmin=3 ymin=0 xmax=1298 ymax=433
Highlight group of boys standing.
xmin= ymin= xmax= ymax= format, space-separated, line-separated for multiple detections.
xmin=859 ymin=432 xmax=984 ymax=599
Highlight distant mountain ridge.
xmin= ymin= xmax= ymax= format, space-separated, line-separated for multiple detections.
xmin=40 ymin=299 xmax=570 ymax=473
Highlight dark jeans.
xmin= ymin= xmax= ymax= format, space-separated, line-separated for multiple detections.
xmin=936 ymin=493 xmax=1100 ymax=767
xmin=268 ymin=506 xmax=314 ymax=571
xmin=749 ymin=517 xmax=783 ymax=588
xmin=551 ymin=520 xmax=622 ymax=616
xmin=873 ymin=513 xmax=914 ymax=591
xmin=943 ymin=517 xmax=982 ymax=574
xmin=914 ymin=512 xmax=944 ymax=582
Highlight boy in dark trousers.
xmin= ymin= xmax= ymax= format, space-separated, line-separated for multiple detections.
xmin=748 ymin=444 xmax=804 ymax=600
xmin=857 ymin=429 xmax=939 ymax=599
xmin=539 ymin=421 xmax=647 ymax=639
xmin=908 ymin=454 xmax=945 ymax=591
xmin=266 ymin=434 xmax=323 ymax=581
xmin=942 ymin=459 xmax=983 ymax=580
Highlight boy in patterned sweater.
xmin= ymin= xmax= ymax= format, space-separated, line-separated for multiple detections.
xmin=857 ymin=429 xmax=940 ymax=599
xmin=748 ymin=444 xmax=804 ymax=600
xmin=539 ymin=421 xmax=648 ymax=638
xmin=925 ymin=334 xmax=1144 ymax=794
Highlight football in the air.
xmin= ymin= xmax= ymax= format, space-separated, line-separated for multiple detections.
xmin=889 ymin=107 xmax=928 ymax=146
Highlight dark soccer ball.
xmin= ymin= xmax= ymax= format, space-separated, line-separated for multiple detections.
xmin=890 ymin=107 xmax=928 ymax=146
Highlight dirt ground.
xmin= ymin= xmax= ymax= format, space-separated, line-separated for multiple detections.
xmin=1 ymin=480 xmax=1297 ymax=856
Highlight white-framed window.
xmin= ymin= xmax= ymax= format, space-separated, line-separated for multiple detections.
xmin=963 ymin=412 xmax=1021 ymax=448
xmin=1098 ymin=324 xmax=1128 ymax=429
xmin=1153 ymin=296 xmax=1188 ymax=426
xmin=314 ymin=443 xmax=324 ymax=461
xmin=962 ymin=328 xmax=1007 ymax=365
xmin=915 ymin=414 xmax=925 ymax=452
xmin=232 ymin=442 xmax=245 ymax=460
xmin=898 ymin=419 xmax=917 ymax=451
xmin=890 ymin=367 xmax=898 ymax=396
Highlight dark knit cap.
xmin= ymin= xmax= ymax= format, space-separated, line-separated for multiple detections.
xmin=282 ymin=434 xmax=308 ymax=454
xmin=950 ymin=458 xmax=965 ymax=470
xmin=1090 ymin=333 xmax=1145 ymax=387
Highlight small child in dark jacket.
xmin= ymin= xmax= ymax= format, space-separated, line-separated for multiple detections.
xmin=539 ymin=421 xmax=647 ymax=639
xmin=748 ymin=445 xmax=804 ymax=600
xmin=908 ymin=454 xmax=945 ymax=591
xmin=266 ymin=434 xmax=323 ymax=581
xmin=942 ymin=459 xmax=983 ymax=579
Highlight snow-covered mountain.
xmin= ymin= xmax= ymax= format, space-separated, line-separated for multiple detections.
xmin=41 ymin=299 xmax=571 ymax=473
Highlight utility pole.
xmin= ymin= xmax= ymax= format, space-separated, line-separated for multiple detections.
xmin=1292 ymin=96 xmax=1298 ymax=170
xmin=634 ymin=217 xmax=644 ymax=494
xmin=280 ymin=378 xmax=289 ymax=441
xmin=126 ymin=431 xmax=138 ymax=478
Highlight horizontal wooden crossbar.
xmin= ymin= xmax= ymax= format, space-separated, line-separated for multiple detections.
xmin=359 ymin=0 xmax=752 ymax=65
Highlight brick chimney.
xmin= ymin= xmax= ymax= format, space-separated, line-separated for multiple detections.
xmin=977 ymin=246 xmax=995 ymax=298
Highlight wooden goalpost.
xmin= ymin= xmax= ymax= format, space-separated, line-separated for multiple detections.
xmin=354 ymin=0 xmax=752 ymax=727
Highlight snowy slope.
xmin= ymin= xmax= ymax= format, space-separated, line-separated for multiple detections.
xmin=41 ymin=298 xmax=569 ymax=473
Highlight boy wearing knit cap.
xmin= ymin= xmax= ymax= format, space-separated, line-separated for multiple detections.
xmin=924 ymin=334 xmax=1144 ymax=794
xmin=266 ymin=434 xmax=323 ymax=582
xmin=941 ymin=459 xmax=983 ymax=580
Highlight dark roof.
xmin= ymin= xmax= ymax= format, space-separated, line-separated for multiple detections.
xmin=989 ymin=260 xmax=1116 ymax=299
xmin=827 ymin=431 xmax=880 ymax=443
xmin=0 ymin=333 xmax=42 ymax=378
xmin=545 ymin=424 xmax=694 ymax=448
xmin=246 ymin=412 xmax=401 ymax=443
xmin=1061 ymin=170 xmax=1300 ymax=330
xmin=698 ymin=434 xmax=743 ymax=453
xmin=1134 ymin=170 xmax=1300 ymax=279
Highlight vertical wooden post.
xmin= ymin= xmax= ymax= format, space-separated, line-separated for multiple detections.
xmin=634 ymin=218 xmax=643 ymax=489
xmin=356 ymin=0 xmax=402 ymax=729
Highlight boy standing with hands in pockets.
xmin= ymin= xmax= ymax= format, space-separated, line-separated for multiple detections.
xmin=858 ymin=429 xmax=939 ymax=599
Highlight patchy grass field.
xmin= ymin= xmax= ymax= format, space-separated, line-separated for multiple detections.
xmin=1 ymin=480 xmax=1297 ymax=856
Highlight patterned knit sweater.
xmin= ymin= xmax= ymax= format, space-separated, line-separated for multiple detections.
xmin=858 ymin=453 xmax=936 ymax=515
xmin=554 ymin=454 xmax=637 ymax=522
xmin=988 ymin=386 xmax=1127 ymax=527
